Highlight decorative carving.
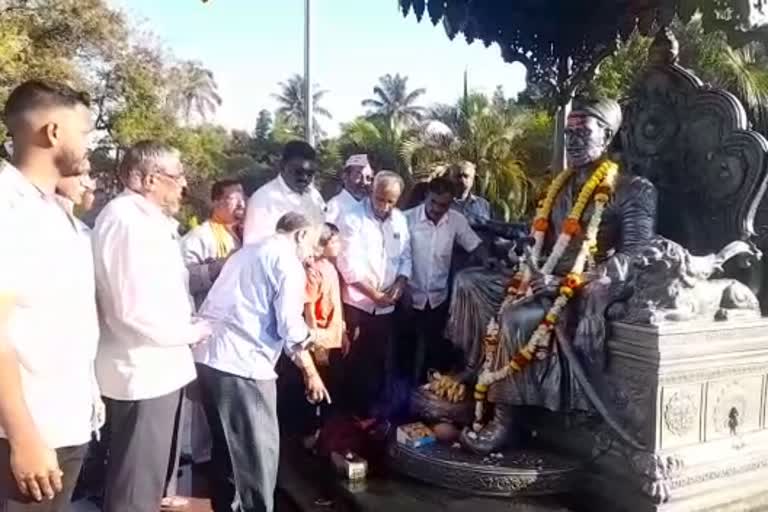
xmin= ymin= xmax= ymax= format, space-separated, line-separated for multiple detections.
xmin=621 ymin=60 xmax=768 ymax=259
xmin=627 ymin=451 xmax=685 ymax=504
xmin=605 ymin=368 xmax=656 ymax=445
xmin=663 ymin=392 xmax=698 ymax=437
xmin=713 ymin=383 xmax=749 ymax=436
xmin=670 ymin=459 xmax=768 ymax=490
xmin=658 ymin=362 xmax=768 ymax=386
xmin=387 ymin=441 xmax=577 ymax=497
xmin=614 ymin=238 xmax=760 ymax=325
xmin=648 ymin=27 xmax=679 ymax=66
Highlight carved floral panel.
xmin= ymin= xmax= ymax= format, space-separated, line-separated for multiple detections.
xmin=660 ymin=384 xmax=703 ymax=449
xmin=705 ymin=377 xmax=764 ymax=442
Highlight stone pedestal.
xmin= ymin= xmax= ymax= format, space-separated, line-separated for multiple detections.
xmin=537 ymin=318 xmax=768 ymax=512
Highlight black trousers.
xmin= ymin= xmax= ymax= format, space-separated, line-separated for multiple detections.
xmin=0 ymin=440 xmax=87 ymax=512
xmin=103 ymin=389 xmax=183 ymax=512
xmin=277 ymin=348 xmax=344 ymax=437
xmin=343 ymin=305 xmax=394 ymax=419
xmin=399 ymin=301 xmax=455 ymax=384
xmin=197 ymin=364 xmax=279 ymax=512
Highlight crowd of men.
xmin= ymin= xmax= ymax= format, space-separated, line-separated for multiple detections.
xmin=0 ymin=80 xmax=493 ymax=512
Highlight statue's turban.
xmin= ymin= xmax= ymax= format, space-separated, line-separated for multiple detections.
xmin=572 ymin=98 xmax=622 ymax=134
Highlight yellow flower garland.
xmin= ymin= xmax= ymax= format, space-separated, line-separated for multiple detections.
xmin=472 ymin=160 xmax=620 ymax=431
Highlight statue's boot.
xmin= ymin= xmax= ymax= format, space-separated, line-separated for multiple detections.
xmin=459 ymin=403 xmax=518 ymax=455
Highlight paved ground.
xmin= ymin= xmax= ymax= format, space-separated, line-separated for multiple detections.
xmin=69 ymin=440 xmax=576 ymax=512
xmin=277 ymin=441 xmax=577 ymax=512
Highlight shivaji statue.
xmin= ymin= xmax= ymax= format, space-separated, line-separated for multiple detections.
xmin=428 ymin=97 xmax=658 ymax=455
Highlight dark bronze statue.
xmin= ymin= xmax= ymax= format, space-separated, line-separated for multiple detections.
xmin=428 ymin=98 xmax=657 ymax=455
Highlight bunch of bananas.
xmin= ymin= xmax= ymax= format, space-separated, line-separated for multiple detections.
xmin=427 ymin=373 xmax=466 ymax=403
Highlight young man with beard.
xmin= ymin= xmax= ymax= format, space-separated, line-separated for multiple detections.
xmin=0 ymin=80 xmax=100 ymax=511
xmin=194 ymin=212 xmax=329 ymax=512
xmin=91 ymin=141 xmax=212 ymax=512
xmin=325 ymin=154 xmax=374 ymax=223
xmin=243 ymin=140 xmax=326 ymax=244
xmin=404 ymin=177 xmax=486 ymax=382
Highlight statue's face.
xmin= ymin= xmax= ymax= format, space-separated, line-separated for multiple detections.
xmin=565 ymin=113 xmax=609 ymax=168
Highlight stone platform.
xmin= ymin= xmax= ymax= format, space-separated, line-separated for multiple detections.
xmin=388 ymin=441 xmax=579 ymax=497
xmin=535 ymin=318 xmax=768 ymax=512
xmin=394 ymin=318 xmax=768 ymax=511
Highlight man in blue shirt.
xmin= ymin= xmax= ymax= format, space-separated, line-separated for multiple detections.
xmin=194 ymin=212 xmax=329 ymax=512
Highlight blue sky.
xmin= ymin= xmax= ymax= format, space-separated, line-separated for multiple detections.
xmin=113 ymin=0 xmax=527 ymax=135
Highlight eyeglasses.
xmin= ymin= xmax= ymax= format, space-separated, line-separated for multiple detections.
xmin=156 ymin=171 xmax=187 ymax=185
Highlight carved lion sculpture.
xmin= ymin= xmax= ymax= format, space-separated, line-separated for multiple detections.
xmin=614 ymin=237 xmax=761 ymax=325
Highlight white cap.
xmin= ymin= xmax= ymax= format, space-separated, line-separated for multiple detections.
xmin=344 ymin=154 xmax=370 ymax=168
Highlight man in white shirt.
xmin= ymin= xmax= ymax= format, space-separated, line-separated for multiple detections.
xmin=405 ymin=177 xmax=486 ymax=383
xmin=0 ymin=80 xmax=99 ymax=511
xmin=195 ymin=212 xmax=329 ymax=512
xmin=325 ymin=154 xmax=373 ymax=223
xmin=182 ymin=178 xmax=246 ymax=309
xmin=336 ymin=171 xmax=411 ymax=422
xmin=92 ymin=141 xmax=211 ymax=512
xmin=242 ymin=140 xmax=326 ymax=244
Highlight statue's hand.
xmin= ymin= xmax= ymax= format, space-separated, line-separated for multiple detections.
xmin=530 ymin=273 xmax=561 ymax=295
xmin=427 ymin=373 xmax=467 ymax=403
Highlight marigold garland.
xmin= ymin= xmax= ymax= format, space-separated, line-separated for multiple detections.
xmin=472 ymin=160 xmax=620 ymax=432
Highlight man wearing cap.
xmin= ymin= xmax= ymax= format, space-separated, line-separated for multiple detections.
xmin=326 ymin=154 xmax=374 ymax=224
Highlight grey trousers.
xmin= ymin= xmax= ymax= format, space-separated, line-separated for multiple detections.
xmin=103 ymin=389 xmax=183 ymax=512
xmin=197 ymin=364 xmax=279 ymax=512
xmin=0 ymin=440 xmax=87 ymax=512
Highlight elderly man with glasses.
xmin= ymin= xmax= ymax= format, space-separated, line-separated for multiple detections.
xmin=91 ymin=140 xmax=212 ymax=512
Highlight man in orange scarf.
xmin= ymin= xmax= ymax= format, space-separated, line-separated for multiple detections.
xmin=182 ymin=179 xmax=246 ymax=309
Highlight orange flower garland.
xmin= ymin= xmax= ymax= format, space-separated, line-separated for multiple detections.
xmin=471 ymin=160 xmax=620 ymax=432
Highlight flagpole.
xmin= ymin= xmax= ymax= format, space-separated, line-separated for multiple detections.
xmin=304 ymin=0 xmax=313 ymax=146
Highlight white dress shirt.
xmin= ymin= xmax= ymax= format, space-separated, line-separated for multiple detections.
xmin=405 ymin=205 xmax=482 ymax=310
xmin=0 ymin=163 xmax=99 ymax=448
xmin=194 ymin=235 xmax=310 ymax=380
xmin=326 ymin=188 xmax=360 ymax=224
xmin=337 ymin=199 xmax=412 ymax=315
xmin=243 ymin=175 xmax=326 ymax=244
xmin=92 ymin=191 xmax=208 ymax=400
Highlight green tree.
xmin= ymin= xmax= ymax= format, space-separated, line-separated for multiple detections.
xmin=0 ymin=0 xmax=127 ymax=142
xmin=272 ymin=74 xmax=332 ymax=139
xmin=586 ymin=30 xmax=652 ymax=100
xmin=362 ymin=73 xmax=426 ymax=129
xmin=338 ymin=116 xmax=411 ymax=177
xmin=167 ymin=60 xmax=222 ymax=124
xmin=675 ymin=18 xmax=768 ymax=131
xmin=407 ymin=90 xmax=553 ymax=220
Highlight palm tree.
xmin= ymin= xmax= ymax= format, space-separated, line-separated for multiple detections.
xmin=404 ymin=86 xmax=553 ymax=221
xmin=272 ymin=74 xmax=332 ymax=140
xmin=590 ymin=18 xmax=768 ymax=131
xmin=362 ymin=73 xmax=426 ymax=129
xmin=338 ymin=116 xmax=411 ymax=177
xmin=167 ymin=60 xmax=222 ymax=125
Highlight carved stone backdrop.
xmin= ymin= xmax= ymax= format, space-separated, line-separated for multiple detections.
xmin=621 ymin=50 xmax=768 ymax=259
